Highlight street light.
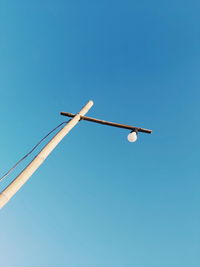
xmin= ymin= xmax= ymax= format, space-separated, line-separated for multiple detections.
xmin=60 ymin=112 xmax=152 ymax=142
xmin=0 ymin=100 xmax=152 ymax=209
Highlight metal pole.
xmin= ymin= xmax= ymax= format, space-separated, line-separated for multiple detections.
xmin=60 ymin=112 xmax=152 ymax=134
xmin=0 ymin=100 xmax=94 ymax=209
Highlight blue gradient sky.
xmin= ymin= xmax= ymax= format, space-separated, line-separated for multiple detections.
xmin=0 ymin=1 xmax=200 ymax=266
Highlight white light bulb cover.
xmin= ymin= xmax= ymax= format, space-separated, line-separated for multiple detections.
xmin=127 ymin=131 xmax=138 ymax=142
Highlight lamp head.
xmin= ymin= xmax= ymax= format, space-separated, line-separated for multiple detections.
xmin=127 ymin=130 xmax=138 ymax=142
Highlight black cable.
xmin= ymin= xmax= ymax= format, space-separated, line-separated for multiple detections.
xmin=0 ymin=120 xmax=69 ymax=183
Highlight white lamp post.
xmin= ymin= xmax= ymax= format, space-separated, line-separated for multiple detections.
xmin=0 ymin=100 xmax=152 ymax=209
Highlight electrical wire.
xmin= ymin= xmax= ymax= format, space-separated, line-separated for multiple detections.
xmin=0 ymin=120 xmax=69 ymax=183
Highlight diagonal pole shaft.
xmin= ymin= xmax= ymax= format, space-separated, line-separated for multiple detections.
xmin=0 ymin=100 xmax=94 ymax=209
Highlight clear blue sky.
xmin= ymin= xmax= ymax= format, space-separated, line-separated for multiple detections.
xmin=0 ymin=1 xmax=199 ymax=266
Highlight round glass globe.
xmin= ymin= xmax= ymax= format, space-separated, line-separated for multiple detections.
xmin=127 ymin=131 xmax=137 ymax=142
